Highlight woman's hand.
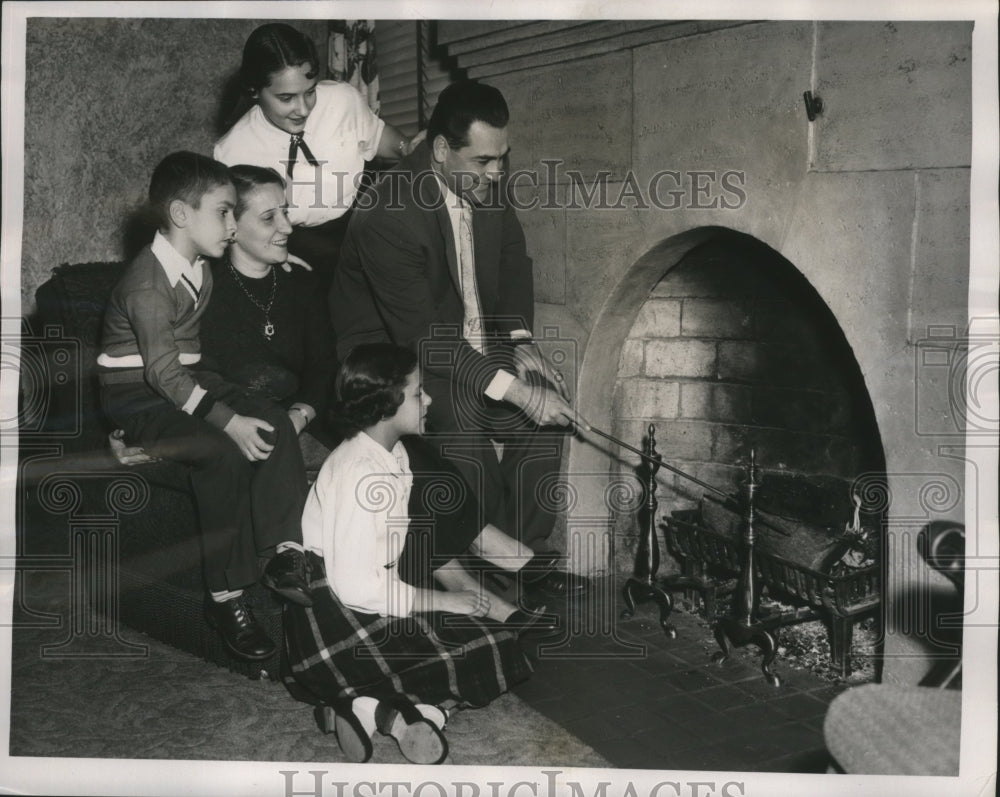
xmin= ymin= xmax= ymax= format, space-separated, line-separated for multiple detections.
xmin=108 ymin=429 xmax=158 ymax=465
xmin=378 ymin=124 xmax=427 ymax=160
xmin=401 ymin=129 xmax=427 ymax=157
xmin=223 ymin=414 xmax=275 ymax=461
xmin=280 ymin=253 xmax=313 ymax=273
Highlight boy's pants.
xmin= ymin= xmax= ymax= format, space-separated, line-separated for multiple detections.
xmin=101 ymin=379 xmax=308 ymax=592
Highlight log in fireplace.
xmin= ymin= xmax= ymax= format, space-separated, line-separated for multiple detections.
xmin=618 ymin=423 xmax=881 ymax=685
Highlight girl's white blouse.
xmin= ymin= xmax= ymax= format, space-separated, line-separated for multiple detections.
xmin=301 ymin=431 xmax=415 ymax=617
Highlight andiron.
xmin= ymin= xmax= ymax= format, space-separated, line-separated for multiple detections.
xmin=592 ymin=422 xmax=782 ymax=686
xmin=709 ymin=449 xmax=782 ymax=686
xmin=619 ymin=424 xmax=674 ymax=635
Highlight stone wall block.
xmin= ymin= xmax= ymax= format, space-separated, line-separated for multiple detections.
xmin=618 ymin=339 xmax=644 ymax=378
xmin=656 ymin=421 xmax=716 ymax=463
xmin=751 ymin=387 xmax=835 ymax=434
xmin=711 ymin=424 xmax=749 ymax=463
xmin=681 ymin=298 xmax=752 ymax=339
xmin=716 ymin=341 xmax=760 ymax=382
xmin=629 ymin=299 xmax=682 ymax=338
xmin=525 ymin=50 xmax=633 ymax=181
xmin=688 ymin=462 xmax=744 ymax=498
xmin=614 ymin=379 xmax=680 ymax=420
xmin=680 ymin=382 xmax=753 ymax=424
xmin=815 ymin=21 xmax=972 ymax=171
xmin=645 ymin=340 xmax=717 ymax=378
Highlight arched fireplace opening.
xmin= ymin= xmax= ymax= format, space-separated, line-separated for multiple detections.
xmin=564 ymin=225 xmax=888 ymax=609
xmin=609 ymin=231 xmax=887 ymax=574
xmin=552 ymin=227 xmax=889 ymax=678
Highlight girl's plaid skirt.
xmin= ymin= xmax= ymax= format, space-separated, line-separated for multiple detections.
xmin=282 ymin=552 xmax=533 ymax=709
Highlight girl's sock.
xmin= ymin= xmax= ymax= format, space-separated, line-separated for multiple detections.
xmin=351 ymin=696 xmax=379 ymax=734
xmin=416 ymin=704 xmax=448 ymax=730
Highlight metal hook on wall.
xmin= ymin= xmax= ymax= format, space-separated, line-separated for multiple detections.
xmin=803 ymin=90 xmax=824 ymax=122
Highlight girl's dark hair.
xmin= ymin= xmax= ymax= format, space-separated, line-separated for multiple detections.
xmin=334 ymin=344 xmax=418 ymax=435
xmin=239 ymin=23 xmax=319 ymax=95
xmin=229 ymin=164 xmax=285 ymax=219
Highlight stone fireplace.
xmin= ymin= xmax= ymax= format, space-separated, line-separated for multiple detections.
xmin=437 ymin=19 xmax=972 ymax=683
xmin=608 ymin=231 xmax=885 ymax=574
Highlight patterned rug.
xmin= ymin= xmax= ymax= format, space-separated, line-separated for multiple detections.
xmin=8 ymin=571 xmax=610 ymax=767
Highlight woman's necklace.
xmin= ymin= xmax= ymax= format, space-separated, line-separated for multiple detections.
xmin=228 ymin=261 xmax=277 ymax=339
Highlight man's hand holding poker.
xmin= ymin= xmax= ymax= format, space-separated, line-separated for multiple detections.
xmin=502 ymin=344 xmax=590 ymax=431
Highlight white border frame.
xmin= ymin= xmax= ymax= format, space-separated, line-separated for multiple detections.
xmin=2 ymin=2 xmax=996 ymax=796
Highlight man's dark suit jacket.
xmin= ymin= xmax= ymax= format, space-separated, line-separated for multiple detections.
xmin=330 ymin=141 xmax=535 ymax=435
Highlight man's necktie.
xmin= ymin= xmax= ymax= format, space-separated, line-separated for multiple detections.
xmin=286 ymin=133 xmax=318 ymax=179
xmin=458 ymin=203 xmax=485 ymax=354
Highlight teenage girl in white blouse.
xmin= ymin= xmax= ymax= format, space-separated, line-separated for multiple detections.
xmin=214 ymin=23 xmax=423 ymax=281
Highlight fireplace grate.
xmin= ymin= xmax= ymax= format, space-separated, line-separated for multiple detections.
xmin=614 ymin=423 xmax=881 ymax=686
xmin=665 ymin=509 xmax=880 ymax=677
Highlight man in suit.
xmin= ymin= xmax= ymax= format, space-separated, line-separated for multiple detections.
xmin=331 ymin=80 xmax=586 ymax=598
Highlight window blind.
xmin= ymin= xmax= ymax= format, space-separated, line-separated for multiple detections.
xmin=376 ymin=20 xmax=456 ymax=136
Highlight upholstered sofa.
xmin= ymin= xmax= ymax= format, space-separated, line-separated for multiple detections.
xmin=20 ymin=261 xmax=325 ymax=679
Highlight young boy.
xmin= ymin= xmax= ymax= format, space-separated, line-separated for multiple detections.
xmin=98 ymin=151 xmax=311 ymax=662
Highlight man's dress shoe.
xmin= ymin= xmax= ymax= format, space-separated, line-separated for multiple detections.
xmin=262 ymin=549 xmax=313 ymax=607
xmin=504 ymin=607 xmax=559 ymax=636
xmin=205 ymin=595 xmax=276 ymax=661
xmin=525 ymin=568 xmax=590 ymax=599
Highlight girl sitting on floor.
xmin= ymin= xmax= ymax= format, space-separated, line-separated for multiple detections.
xmin=282 ymin=343 xmax=554 ymax=764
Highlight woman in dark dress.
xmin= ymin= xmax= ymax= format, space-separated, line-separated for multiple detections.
xmin=198 ymin=165 xmax=339 ymax=449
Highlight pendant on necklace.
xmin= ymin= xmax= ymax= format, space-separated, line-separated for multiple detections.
xmin=263 ymin=322 xmax=275 ymax=339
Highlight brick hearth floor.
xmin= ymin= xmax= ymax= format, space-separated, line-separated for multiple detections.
xmin=511 ymin=575 xmax=847 ymax=772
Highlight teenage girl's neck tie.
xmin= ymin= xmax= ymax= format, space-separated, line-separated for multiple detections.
xmin=286 ymin=133 xmax=318 ymax=178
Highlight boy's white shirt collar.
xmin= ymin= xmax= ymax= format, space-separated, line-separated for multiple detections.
xmin=151 ymin=231 xmax=204 ymax=300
